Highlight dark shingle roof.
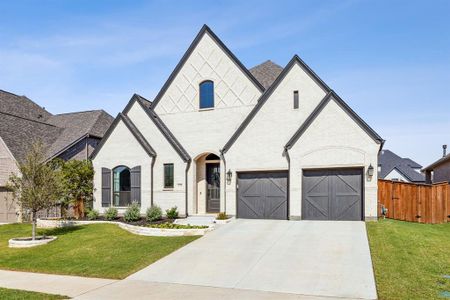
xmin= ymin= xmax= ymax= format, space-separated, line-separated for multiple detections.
xmin=249 ymin=60 xmax=283 ymax=89
xmin=0 ymin=112 xmax=61 ymax=161
xmin=379 ymin=150 xmax=425 ymax=182
xmin=0 ymin=90 xmax=113 ymax=161
xmin=0 ymin=90 xmax=52 ymax=121
xmin=45 ymin=110 xmax=114 ymax=159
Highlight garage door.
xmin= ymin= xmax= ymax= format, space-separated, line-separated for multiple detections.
xmin=237 ymin=172 xmax=288 ymax=220
xmin=0 ymin=188 xmax=17 ymax=223
xmin=302 ymin=168 xmax=363 ymax=221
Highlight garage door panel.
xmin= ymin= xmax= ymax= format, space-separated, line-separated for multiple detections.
xmin=237 ymin=172 xmax=288 ymax=220
xmin=303 ymin=169 xmax=362 ymax=221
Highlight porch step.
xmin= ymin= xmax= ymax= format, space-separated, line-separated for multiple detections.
xmin=174 ymin=216 xmax=216 ymax=226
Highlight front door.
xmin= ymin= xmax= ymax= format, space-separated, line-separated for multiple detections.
xmin=206 ymin=163 xmax=220 ymax=213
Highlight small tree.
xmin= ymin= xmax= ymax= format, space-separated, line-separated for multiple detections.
xmin=59 ymin=159 xmax=94 ymax=219
xmin=7 ymin=142 xmax=63 ymax=240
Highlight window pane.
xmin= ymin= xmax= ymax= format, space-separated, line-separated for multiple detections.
xmin=164 ymin=164 xmax=174 ymax=188
xmin=113 ymin=166 xmax=131 ymax=206
xmin=293 ymin=91 xmax=299 ymax=109
xmin=200 ymin=81 xmax=214 ymax=109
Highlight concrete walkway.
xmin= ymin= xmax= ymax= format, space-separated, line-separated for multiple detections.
xmin=0 ymin=270 xmax=117 ymax=298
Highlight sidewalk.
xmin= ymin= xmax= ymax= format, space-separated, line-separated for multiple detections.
xmin=0 ymin=270 xmax=347 ymax=300
xmin=0 ymin=270 xmax=116 ymax=298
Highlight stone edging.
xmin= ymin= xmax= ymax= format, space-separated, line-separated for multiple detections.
xmin=37 ymin=219 xmax=214 ymax=236
xmin=9 ymin=236 xmax=57 ymax=248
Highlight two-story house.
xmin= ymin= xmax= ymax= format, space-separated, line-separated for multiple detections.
xmin=91 ymin=25 xmax=383 ymax=221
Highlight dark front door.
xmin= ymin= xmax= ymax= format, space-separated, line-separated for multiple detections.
xmin=237 ymin=172 xmax=288 ymax=220
xmin=302 ymin=168 xmax=363 ymax=221
xmin=206 ymin=163 xmax=220 ymax=213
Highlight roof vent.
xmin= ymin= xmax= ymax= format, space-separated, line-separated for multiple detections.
xmin=443 ymin=145 xmax=447 ymax=157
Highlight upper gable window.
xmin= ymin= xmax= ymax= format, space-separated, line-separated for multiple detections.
xmin=199 ymin=80 xmax=214 ymax=109
xmin=293 ymin=90 xmax=299 ymax=109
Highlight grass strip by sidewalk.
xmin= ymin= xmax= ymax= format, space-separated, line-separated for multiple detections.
xmin=0 ymin=223 xmax=199 ymax=279
xmin=0 ymin=287 xmax=68 ymax=300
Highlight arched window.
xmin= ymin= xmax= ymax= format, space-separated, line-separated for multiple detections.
xmin=113 ymin=166 xmax=131 ymax=207
xmin=199 ymin=80 xmax=214 ymax=109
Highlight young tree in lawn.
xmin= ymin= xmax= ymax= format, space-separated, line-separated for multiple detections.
xmin=7 ymin=142 xmax=63 ymax=240
xmin=59 ymin=159 xmax=94 ymax=219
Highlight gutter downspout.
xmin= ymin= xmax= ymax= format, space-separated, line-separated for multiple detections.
xmin=283 ymin=147 xmax=291 ymax=220
xmin=220 ymin=150 xmax=226 ymax=214
xmin=150 ymin=155 xmax=156 ymax=207
xmin=185 ymin=159 xmax=191 ymax=217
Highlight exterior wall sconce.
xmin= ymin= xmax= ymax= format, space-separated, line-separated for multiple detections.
xmin=226 ymin=169 xmax=232 ymax=185
xmin=367 ymin=164 xmax=374 ymax=178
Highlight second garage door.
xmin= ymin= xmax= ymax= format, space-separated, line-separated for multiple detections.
xmin=237 ymin=172 xmax=288 ymax=220
xmin=302 ymin=168 xmax=363 ymax=221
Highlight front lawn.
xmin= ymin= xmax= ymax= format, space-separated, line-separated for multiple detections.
xmin=367 ymin=219 xmax=450 ymax=300
xmin=0 ymin=287 xmax=67 ymax=300
xmin=0 ymin=223 xmax=199 ymax=279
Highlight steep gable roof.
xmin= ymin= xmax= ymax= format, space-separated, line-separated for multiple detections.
xmin=222 ymin=55 xmax=333 ymax=153
xmin=285 ymin=91 xmax=383 ymax=149
xmin=90 ymin=112 xmax=156 ymax=160
xmin=122 ymin=94 xmax=190 ymax=162
xmin=249 ymin=60 xmax=283 ymax=89
xmin=151 ymin=25 xmax=264 ymax=108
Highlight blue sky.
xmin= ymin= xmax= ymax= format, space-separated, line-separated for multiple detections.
xmin=1 ymin=0 xmax=449 ymax=165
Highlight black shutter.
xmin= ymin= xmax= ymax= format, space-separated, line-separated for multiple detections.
xmin=131 ymin=166 xmax=141 ymax=205
xmin=101 ymin=168 xmax=111 ymax=207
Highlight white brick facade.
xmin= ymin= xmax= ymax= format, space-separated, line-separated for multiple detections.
xmin=92 ymin=26 xmax=382 ymax=220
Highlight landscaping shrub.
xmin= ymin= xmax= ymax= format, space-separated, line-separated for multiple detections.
xmin=216 ymin=212 xmax=228 ymax=220
xmin=146 ymin=205 xmax=162 ymax=222
xmin=124 ymin=202 xmax=141 ymax=222
xmin=87 ymin=209 xmax=99 ymax=220
xmin=104 ymin=207 xmax=118 ymax=221
xmin=165 ymin=206 xmax=179 ymax=219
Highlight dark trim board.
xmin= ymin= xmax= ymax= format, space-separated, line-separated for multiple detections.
xmin=121 ymin=94 xmax=191 ymax=163
xmin=285 ymin=91 xmax=384 ymax=150
xmin=90 ymin=113 xmax=156 ymax=159
xmin=236 ymin=170 xmax=289 ymax=220
xmin=301 ymin=167 xmax=365 ymax=221
xmin=151 ymin=25 xmax=264 ymax=109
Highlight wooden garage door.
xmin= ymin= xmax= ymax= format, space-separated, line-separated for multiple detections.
xmin=237 ymin=172 xmax=288 ymax=220
xmin=0 ymin=188 xmax=17 ymax=223
xmin=302 ymin=169 xmax=363 ymax=221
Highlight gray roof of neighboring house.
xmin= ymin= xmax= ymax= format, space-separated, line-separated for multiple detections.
xmin=379 ymin=149 xmax=425 ymax=182
xmin=422 ymin=153 xmax=450 ymax=172
xmin=249 ymin=60 xmax=284 ymax=89
xmin=0 ymin=90 xmax=52 ymax=121
xmin=0 ymin=89 xmax=113 ymax=161
xmin=45 ymin=110 xmax=114 ymax=160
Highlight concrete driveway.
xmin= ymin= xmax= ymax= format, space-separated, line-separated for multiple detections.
xmin=127 ymin=219 xmax=377 ymax=299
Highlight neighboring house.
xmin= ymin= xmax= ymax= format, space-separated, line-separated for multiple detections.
xmin=378 ymin=149 xmax=425 ymax=183
xmin=0 ymin=89 xmax=114 ymax=222
xmin=91 ymin=25 xmax=383 ymax=221
xmin=422 ymin=145 xmax=450 ymax=184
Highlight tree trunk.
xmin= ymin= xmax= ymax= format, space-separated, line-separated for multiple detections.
xmin=31 ymin=210 xmax=36 ymax=241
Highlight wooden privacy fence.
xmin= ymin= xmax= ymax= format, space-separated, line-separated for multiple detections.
xmin=378 ymin=179 xmax=450 ymax=224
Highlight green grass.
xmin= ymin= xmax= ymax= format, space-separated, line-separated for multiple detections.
xmin=367 ymin=219 xmax=450 ymax=300
xmin=0 ymin=287 xmax=67 ymax=300
xmin=0 ymin=223 xmax=199 ymax=279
